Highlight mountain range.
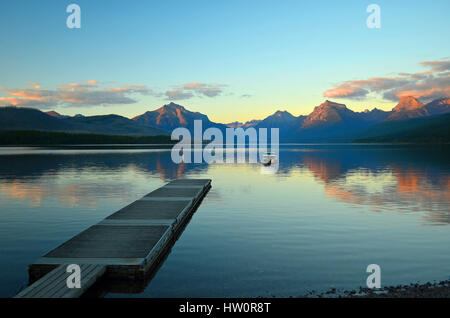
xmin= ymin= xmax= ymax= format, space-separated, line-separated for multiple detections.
xmin=0 ymin=107 xmax=167 ymax=136
xmin=355 ymin=113 xmax=450 ymax=143
xmin=0 ymin=96 xmax=449 ymax=143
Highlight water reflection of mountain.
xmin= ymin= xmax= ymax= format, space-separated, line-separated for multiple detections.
xmin=2 ymin=145 xmax=447 ymax=181
xmin=276 ymin=145 xmax=450 ymax=224
xmin=0 ymin=145 xmax=448 ymax=224
xmin=0 ymin=150 xmax=208 ymax=182
xmin=277 ymin=144 xmax=450 ymax=179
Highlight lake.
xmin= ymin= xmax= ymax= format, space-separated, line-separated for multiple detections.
xmin=0 ymin=144 xmax=449 ymax=297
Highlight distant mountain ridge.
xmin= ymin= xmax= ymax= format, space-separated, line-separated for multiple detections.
xmin=359 ymin=108 xmax=391 ymax=124
xmin=283 ymin=101 xmax=385 ymax=142
xmin=0 ymin=107 xmax=168 ymax=136
xmin=253 ymin=110 xmax=301 ymax=140
xmin=423 ymin=97 xmax=450 ymax=115
xmin=255 ymin=110 xmax=298 ymax=129
xmin=1 ymin=96 xmax=449 ymax=142
xmin=282 ymin=97 xmax=448 ymax=142
xmin=355 ymin=113 xmax=450 ymax=143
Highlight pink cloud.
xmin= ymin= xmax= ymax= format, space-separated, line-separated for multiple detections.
xmin=183 ymin=82 xmax=206 ymax=89
xmin=0 ymin=81 xmax=151 ymax=109
xmin=324 ymin=84 xmax=368 ymax=99
xmin=324 ymin=58 xmax=450 ymax=102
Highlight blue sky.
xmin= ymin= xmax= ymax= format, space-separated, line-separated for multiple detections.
xmin=1 ymin=0 xmax=449 ymax=122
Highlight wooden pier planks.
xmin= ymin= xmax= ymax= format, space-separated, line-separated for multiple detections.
xmin=15 ymin=264 xmax=106 ymax=298
xmin=17 ymin=179 xmax=211 ymax=298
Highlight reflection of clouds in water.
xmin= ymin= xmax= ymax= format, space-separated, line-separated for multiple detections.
xmin=0 ymin=151 xmax=209 ymax=209
xmin=0 ymin=146 xmax=448 ymax=224
xmin=57 ymin=184 xmax=98 ymax=209
xmin=304 ymin=163 xmax=450 ymax=225
xmin=0 ymin=181 xmax=48 ymax=207
xmin=0 ymin=178 xmax=103 ymax=209
xmin=156 ymin=159 xmax=187 ymax=181
xmin=0 ymin=167 xmax=157 ymax=209
xmin=302 ymin=156 xmax=343 ymax=184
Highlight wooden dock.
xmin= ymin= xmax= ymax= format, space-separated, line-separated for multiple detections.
xmin=16 ymin=179 xmax=211 ymax=298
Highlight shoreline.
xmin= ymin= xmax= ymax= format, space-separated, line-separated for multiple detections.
xmin=305 ymin=279 xmax=450 ymax=298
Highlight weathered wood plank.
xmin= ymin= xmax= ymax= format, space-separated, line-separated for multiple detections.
xmin=44 ymin=225 xmax=171 ymax=258
xmin=15 ymin=264 xmax=106 ymax=298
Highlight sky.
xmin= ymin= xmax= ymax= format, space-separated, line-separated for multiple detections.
xmin=0 ymin=0 xmax=449 ymax=123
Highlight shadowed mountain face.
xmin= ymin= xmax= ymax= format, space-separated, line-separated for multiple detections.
xmin=0 ymin=107 xmax=168 ymax=136
xmin=256 ymin=110 xmax=299 ymax=128
xmin=63 ymin=114 xmax=169 ymax=135
xmin=133 ymin=102 xmax=227 ymax=133
xmin=424 ymin=97 xmax=450 ymax=115
xmin=0 ymin=107 xmax=72 ymax=131
xmin=355 ymin=113 xmax=450 ymax=143
xmin=254 ymin=110 xmax=303 ymax=141
xmin=359 ymin=108 xmax=392 ymax=124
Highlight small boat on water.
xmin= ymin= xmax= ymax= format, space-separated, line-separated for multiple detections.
xmin=262 ymin=152 xmax=277 ymax=166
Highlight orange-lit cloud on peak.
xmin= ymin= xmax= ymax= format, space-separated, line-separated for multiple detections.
xmin=324 ymin=84 xmax=368 ymax=99
xmin=395 ymin=87 xmax=450 ymax=100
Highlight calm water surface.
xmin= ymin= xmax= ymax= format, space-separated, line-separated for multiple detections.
xmin=0 ymin=145 xmax=449 ymax=297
